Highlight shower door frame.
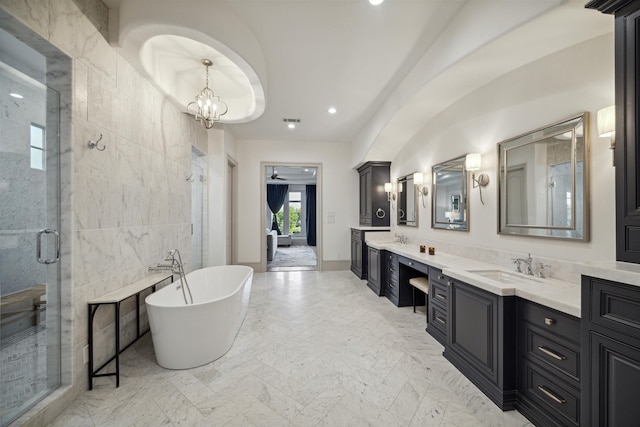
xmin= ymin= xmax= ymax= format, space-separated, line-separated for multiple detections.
xmin=0 ymin=9 xmax=73 ymax=424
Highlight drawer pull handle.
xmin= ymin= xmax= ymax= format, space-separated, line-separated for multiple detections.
xmin=436 ymin=293 xmax=447 ymax=300
xmin=388 ymin=283 xmax=394 ymax=288
xmin=408 ymin=261 xmax=413 ymax=266
xmin=538 ymin=346 xmax=567 ymax=361
xmin=447 ymin=281 xmax=453 ymax=287
xmin=389 ymin=268 xmax=395 ymax=272
xmin=438 ymin=275 xmax=445 ymax=280
xmin=436 ymin=316 xmax=446 ymax=325
xmin=544 ymin=317 xmax=555 ymax=326
xmin=538 ymin=385 xmax=566 ymax=404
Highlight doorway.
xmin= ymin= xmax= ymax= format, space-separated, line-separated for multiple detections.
xmin=190 ymin=148 xmax=206 ymax=270
xmin=264 ymin=164 xmax=319 ymax=272
xmin=0 ymin=33 xmax=63 ymax=425
xmin=226 ymin=158 xmax=237 ymax=265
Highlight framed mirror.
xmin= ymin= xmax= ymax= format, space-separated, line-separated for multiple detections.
xmin=432 ymin=156 xmax=468 ymax=231
xmin=397 ymin=174 xmax=418 ymax=226
xmin=498 ymin=113 xmax=588 ymax=240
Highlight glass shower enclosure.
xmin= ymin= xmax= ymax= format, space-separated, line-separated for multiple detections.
xmin=0 ymin=31 xmax=61 ymax=426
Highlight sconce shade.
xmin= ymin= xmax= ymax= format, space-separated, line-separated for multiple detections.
xmin=384 ymin=182 xmax=393 ymax=193
xmin=413 ymin=172 xmax=424 ymax=185
xmin=465 ymin=153 xmax=481 ymax=171
xmin=597 ymin=105 xmax=615 ymax=138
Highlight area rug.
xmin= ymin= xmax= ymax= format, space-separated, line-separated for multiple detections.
xmin=268 ymin=245 xmax=317 ymax=268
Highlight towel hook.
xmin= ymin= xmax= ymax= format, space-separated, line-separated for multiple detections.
xmin=88 ymin=133 xmax=106 ymax=151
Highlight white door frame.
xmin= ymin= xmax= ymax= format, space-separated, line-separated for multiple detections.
xmin=260 ymin=161 xmax=323 ymax=272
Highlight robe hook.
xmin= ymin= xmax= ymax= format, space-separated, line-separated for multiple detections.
xmin=88 ymin=133 xmax=106 ymax=151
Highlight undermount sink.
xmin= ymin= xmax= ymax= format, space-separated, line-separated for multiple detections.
xmin=466 ymin=269 xmax=541 ymax=284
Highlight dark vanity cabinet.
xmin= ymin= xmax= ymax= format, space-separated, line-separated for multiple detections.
xmin=385 ymin=256 xmax=426 ymax=307
xmin=351 ymin=228 xmax=388 ymax=280
xmin=586 ymin=0 xmax=640 ymax=262
xmin=581 ymin=276 xmax=640 ymax=426
xmin=350 ymin=229 xmax=363 ymax=278
xmin=444 ymin=278 xmax=517 ymax=410
xmin=366 ymin=247 xmax=383 ymax=296
xmin=517 ymin=299 xmax=581 ymax=426
xmin=384 ymin=252 xmax=399 ymax=304
xmin=357 ymin=162 xmax=390 ymax=227
xmin=427 ymin=267 xmax=449 ymax=346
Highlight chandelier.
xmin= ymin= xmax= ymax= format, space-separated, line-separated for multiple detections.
xmin=187 ymin=59 xmax=228 ymax=129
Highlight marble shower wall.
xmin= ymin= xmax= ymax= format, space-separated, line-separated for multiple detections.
xmin=1 ymin=0 xmax=208 ymax=408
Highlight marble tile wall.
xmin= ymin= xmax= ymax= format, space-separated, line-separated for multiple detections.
xmin=0 ymin=0 xmax=208 ymax=423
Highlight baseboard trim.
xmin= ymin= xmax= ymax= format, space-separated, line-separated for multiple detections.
xmin=322 ymin=260 xmax=350 ymax=271
xmin=238 ymin=262 xmax=263 ymax=272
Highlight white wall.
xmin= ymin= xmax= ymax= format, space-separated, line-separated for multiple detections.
xmin=388 ymin=33 xmax=615 ymax=262
xmin=235 ymin=139 xmax=355 ymax=267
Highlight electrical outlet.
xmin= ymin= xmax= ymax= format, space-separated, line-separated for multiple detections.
xmin=83 ymin=345 xmax=89 ymax=364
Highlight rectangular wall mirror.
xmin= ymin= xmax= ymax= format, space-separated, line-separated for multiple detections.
xmin=432 ymin=156 xmax=468 ymax=231
xmin=498 ymin=113 xmax=589 ymax=240
xmin=397 ymin=174 xmax=418 ymax=227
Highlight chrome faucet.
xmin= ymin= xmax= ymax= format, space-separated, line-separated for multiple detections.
xmin=395 ymin=233 xmax=408 ymax=244
xmin=537 ymin=262 xmax=551 ymax=278
xmin=511 ymin=253 xmax=533 ymax=275
xmin=149 ymin=249 xmax=193 ymax=305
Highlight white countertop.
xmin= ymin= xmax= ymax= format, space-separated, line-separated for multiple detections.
xmin=351 ymin=226 xmax=391 ymax=231
xmin=577 ymin=260 xmax=640 ymax=287
xmin=366 ymin=241 xmax=581 ymax=318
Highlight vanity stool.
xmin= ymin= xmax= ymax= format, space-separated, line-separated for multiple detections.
xmin=409 ymin=276 xmax=429 ymax=321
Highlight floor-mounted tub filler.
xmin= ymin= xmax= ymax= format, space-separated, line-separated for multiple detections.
xmin=145 ymin=265 xmax=253 ymax=369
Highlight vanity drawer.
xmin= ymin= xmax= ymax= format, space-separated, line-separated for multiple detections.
xmin=519 ymin=359 xmax=580 ymax=426
xmin=588 ymin=277 xmax=640 ymax=337
xmin=351 ymin=229 xmax=362 ymax=240
xmin=430 ymin=280 xmax=449 ymax=309
xmin=430 ymin=303 xmax=447 ymax=332
xmin=521 ymin=323 xmax=580 ymax=381
xmin=429 ymin=267 xmax=447 ymax=285
xmin=400 ymin=256 xmax=429 ymax=275
xmin=386 ymin=275 xmax=398 ymax=298
xmin=519 ymin=299 xmax=580 ymax=343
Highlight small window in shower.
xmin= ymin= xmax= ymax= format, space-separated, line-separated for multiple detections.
xmin=30 ymin=123 xmax=45 ymax=170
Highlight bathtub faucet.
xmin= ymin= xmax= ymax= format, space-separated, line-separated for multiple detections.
xmin=148 ymin=263 xmax=177 ymax=273
xmin=149 ymin=249 xmax=193 ymax=305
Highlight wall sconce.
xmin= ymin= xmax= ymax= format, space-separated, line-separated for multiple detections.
xmin=597 ymin=105 xmax=615 ymax=166
xmin=413 ymin=172 xmax=428 ymax=207
xmin=384 ymin=182 xmax=395 ymax=207
xmin=465 ymin=153 xmax=489 ymax=205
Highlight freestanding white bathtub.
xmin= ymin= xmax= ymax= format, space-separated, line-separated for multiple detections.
xmin=145 ymin=265 xmax=253 ymax=369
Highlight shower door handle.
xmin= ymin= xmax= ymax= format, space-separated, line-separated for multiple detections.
xmin=37 ymin=229 xmax=60 ymax=264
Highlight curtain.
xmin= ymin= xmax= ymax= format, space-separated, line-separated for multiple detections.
xmin=306 ymin=184 xmax=316 ymax=246
xmin=267 ymin=184 xmax=288 ymax=234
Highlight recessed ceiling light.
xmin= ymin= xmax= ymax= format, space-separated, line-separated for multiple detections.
xmin=328 ymin=107 xmax=337 ymax=114
xmin=288 ymin=123 xmax=296 ymax=129
xmin=10 ymin=93 xmax=23 ymax=99
xmin=369 ymin=0 xmax=384 ymax=5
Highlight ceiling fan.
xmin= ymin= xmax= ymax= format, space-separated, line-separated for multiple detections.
xmin=269 ymin=166 xmax=286 ymax=181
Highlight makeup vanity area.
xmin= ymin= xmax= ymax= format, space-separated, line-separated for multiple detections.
xmin=351 ymin=107 xmax=640 ymax=426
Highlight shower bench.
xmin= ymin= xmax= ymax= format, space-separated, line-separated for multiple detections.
xmin=87 ymin=273 xmax=172 ymax=389
xmin=0 ymin=284 xmax=46 ymax=329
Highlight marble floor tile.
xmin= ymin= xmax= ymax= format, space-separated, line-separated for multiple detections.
xmin=50 ymin=270 xmax=532 ymax=426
